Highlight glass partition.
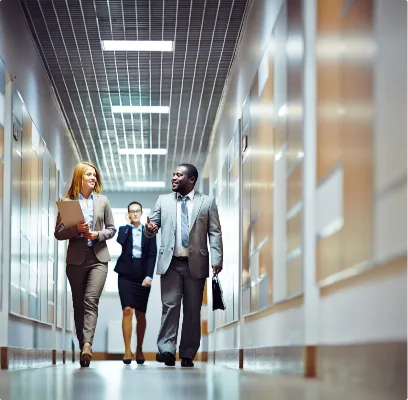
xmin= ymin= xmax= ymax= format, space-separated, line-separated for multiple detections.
xmin=9 ymin=87 xmax=65 ymax=327
xmin=56 ymin=170 xmax=66 ymax=329
xmin=48 ymin=158 xmax=57 ymax=324
xmin=0 ymin=59 xmax=5 ymax=309
xmin=240 ymin=0 xmax=304 ymax=316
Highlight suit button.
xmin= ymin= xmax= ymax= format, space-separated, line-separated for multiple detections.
xmin=171 ymin=247 xmax=173 ymax=250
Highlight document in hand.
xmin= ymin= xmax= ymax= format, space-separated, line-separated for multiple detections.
xmin=56 ymin=200 xmax=85 ymax=228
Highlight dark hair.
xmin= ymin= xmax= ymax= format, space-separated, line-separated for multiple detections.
xmin=179 ymin=163 xmax=198 ymax=186
xmin=127 ymin=201 xmax=143 ymax=213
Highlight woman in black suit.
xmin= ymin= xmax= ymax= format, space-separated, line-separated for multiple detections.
xmin=114 ymin=201 xmax=157 ymax=364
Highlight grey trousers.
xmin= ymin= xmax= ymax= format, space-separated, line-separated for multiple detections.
xmin=66 ymin=248 xmax=108 ymax=347
xmin=157 ymin=258 xmax=206 ymax=359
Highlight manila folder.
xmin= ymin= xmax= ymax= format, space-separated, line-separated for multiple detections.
xmin=56 ymin=200 xmax=84 ymax=228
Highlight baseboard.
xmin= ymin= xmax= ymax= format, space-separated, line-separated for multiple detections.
xmin=317 ymin=342 xmax=407 ymax=397
xmin=213 ymin=341 xmax=406 ymax=394
xmin=0 ymin=347 xmax=67 ymax=370
xmin=208 ymin=349 xmax=243 ymax=369
xmin=92 ymin=351 xmax=209 ymax=362
xmin=211 ymin=347 xmax=309 ymax=374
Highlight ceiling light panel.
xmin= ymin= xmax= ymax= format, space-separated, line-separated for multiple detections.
xmin=101 ymin=40 xmax=174 ymax=52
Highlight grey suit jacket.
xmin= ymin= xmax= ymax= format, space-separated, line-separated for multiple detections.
xmin=54 ymin=194 xmax=116 ymax=265
xmin=145 ymin=191 xmax=223 ymax=278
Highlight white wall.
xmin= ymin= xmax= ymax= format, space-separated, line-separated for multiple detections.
xmin=206 ymin=0 xmax=306 ymax=353
xmin=0 ymin=0 xmax=78 ymax=177
xmin=207 ymin=0 xmax=407 ymax=353
xmin=0 ymin=0 xmax=79 ymax=350
xmin=317 ymin=0 xmax=407 ymax=344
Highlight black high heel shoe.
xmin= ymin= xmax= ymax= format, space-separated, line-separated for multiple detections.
xmin=136 ymin=351 xmax=145 ymax=365
xmin=123 ymin=352 xmax=133 ymax=365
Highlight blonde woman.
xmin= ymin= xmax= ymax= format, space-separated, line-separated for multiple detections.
xmin=54 ymin=161 xmax=116 ymax=367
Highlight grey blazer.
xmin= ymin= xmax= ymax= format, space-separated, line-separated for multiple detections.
xmin=54 ymin=194 xmax=116 ymax=265
xmin=145 ymin=192 xmax=223 ymax=278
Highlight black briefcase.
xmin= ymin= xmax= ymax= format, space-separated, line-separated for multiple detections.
xmin=212 ymin=274 xmax=226 ymax=311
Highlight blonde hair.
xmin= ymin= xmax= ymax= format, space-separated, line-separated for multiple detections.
xmin=65 ymin=161 xmax=103 ymax=199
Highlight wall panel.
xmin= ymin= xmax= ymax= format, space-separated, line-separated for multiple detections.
xmin=316 ymin=0 xmax=374 ymax=281
xmin=0 ymin=0 xmax=78 ymax=355
xmin=0 ymin=60 xmax=5 ymax=310
xmin=239 ymin=0 xmax=304 ymax=316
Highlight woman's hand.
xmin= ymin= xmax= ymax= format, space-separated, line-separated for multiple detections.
xmin=77 ymin=220 xmax=89 ymax=233
xmin=142 ymin=277 xmax=152 ymax=287
xmin=83 ymin=231 xmax=99 ymax=241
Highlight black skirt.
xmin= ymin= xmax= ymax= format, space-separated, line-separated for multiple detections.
xmin=117 ymin=260 xmax=151 ymax=313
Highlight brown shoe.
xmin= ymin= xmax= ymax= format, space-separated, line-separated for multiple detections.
xmin=80 ymin=342 xmax=92 ymax=367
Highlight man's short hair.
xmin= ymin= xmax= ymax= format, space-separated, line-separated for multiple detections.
xmin=179 ymin=163 xmax=198 ymax=186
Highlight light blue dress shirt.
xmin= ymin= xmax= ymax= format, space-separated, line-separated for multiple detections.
xmin=129 ymin=224 xmax=152 ymax=280
xmin=79 ymin=193 xmax=94 ymax=247
xmin=129 ymin=223 xmax=143 ymax=259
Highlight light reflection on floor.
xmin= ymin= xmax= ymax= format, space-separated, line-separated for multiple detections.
xmin=0 ymin=361 xmax=402 ymax=400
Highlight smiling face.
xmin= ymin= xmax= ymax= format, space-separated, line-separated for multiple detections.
xmin=171 ymin=165 xmax=195 ymax=196
xmin=66 ymin=161 xmax=103 ymax=199
xmin=83 ymin=166 xmax=97 ymax=192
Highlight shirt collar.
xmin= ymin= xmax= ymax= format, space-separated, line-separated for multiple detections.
xmin=128 ymin=223 xmax=143 ymax=232
xmin=79 ymin=193 xmax=94 ymax=200
xmin=178 ymin=189 xmax=195 ymax=201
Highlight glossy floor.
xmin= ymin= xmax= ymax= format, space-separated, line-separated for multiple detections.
xmin=0 ymin=361 xmax=402 ymax=400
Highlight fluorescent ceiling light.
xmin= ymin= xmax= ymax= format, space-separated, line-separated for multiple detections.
xmin=112 ymin=105 xmax=169 ymax=114
xmin=124 ymin=181 xmax=166 ymax=188
xmin=101 ymin=40 xmax=174 ymax=52
xmin=119 ymin=148 xmax=167 ymax=155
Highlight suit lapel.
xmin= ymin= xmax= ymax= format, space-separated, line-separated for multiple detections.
xmin=141 ymin=225 xmax=146 ymax=252
xmin=190 ymin=193 xmax=204 ymax=232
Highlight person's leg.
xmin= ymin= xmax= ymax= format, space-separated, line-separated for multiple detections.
xmin=122 ymin=307 xmax=134 ymax=360
xmin=157 ymin=265 xmax=183 ymax=358
xmin=66 ymin=264 xmax=88 ymax=350
xmin=82 ymin=259 xmax=108 ymax=349
xmin=179 ymin=274 xmax=206 ymax=361
xmin=135 ymin=311 xmax=146 ymax=361
xmin=118 ymin=275 xmax=135 ymax=362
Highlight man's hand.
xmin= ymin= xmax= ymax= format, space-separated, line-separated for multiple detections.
xmin=83 ymin=231 xmax=99 ymax=241
xmin=77 ymin=220 xmax=89 ymax=233
xmin=212 ymin=265 xmax=222 ymax=275
xmin=145 ymin=216 xmax=158 ymax=234
xmin=142 ymin=277 xmax=152 ymax=287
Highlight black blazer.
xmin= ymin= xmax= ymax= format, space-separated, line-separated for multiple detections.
xmin=114 ymin=225 xmax=157 ymax=278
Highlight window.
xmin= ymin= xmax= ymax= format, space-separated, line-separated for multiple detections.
xmin=104 ymin=207 xmax=151 ymax=293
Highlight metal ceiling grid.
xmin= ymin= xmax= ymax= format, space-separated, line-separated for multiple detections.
xmin=20 ymin=0 xmax=248 ymax=191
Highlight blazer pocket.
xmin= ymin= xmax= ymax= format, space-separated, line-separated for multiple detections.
xmin=200 ymin=249 xmax=208 ymax=256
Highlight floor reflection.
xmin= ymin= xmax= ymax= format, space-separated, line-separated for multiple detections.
xmin=0 ymin=361 xmax=401 ymax=400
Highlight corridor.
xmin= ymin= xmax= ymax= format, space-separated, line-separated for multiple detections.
xmin=0 ymin=0 xmax=406 ymax=399
xmin=0 ymin=361 xmax=399 ymax=400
